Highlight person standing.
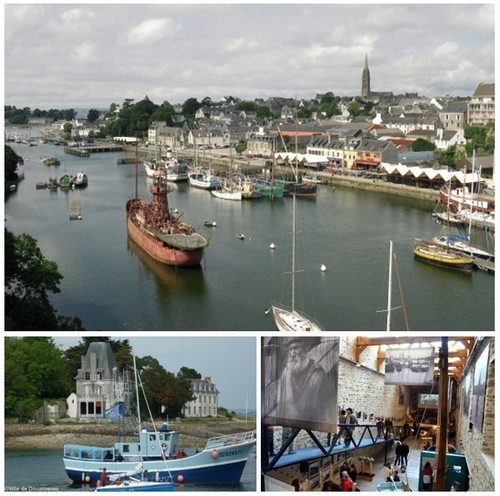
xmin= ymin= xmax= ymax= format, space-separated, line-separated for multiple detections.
xmin=395 ymin=441 xmax=403 ymax=466
xmin=401 ymin=441 xmax=410 ymax=467
xmin=422 ymin=461 xmax=433 ymax=490
xmin=376 ymin=417 xmax=385 ymax=440
xmin=344 ymin=408 xmax=358 ymax=447
xmin=349 ymin=463 xmax=358 ymax=483
xmin=338 ymin=409 xmax=347 ymax=445
xmin=99 ymin=468 xmax=108 ymax=487
xmin=340 ymin=471 xmax=353 ymax=491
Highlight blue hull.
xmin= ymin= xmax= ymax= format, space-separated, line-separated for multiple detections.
xmin=66 ymin=459 xmax=248 ymax=485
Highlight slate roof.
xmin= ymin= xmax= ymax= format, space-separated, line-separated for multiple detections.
xmin=76 ymin=342 xmax=117 ymax=380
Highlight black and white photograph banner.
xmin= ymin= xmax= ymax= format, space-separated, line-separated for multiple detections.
xmin=261 ymin=337 xmax=339 ymax=432
xmin=384 ymin=347 xmax=435 ymax=385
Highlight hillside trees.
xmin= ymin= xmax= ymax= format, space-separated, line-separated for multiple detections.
xmin=5 ymin=337 xmax=72 ymax=420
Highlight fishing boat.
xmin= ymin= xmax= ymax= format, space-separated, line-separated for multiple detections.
xmin=126 ymin=158 xmax=209 ymax=266
xmin=271 ymin=119 xmax=324 ymax=331
xmin=63 ymin=357 xmax=256 ymax=486
xmin=188 ymin=171 xmax=221 ymax=190
xmin=40 ymin=155 xmax=60 ymax=166
xmin=72 ymin=171 xmax=88 ymax=188
xmin=143 ymin=159 xmax=164 ymax=178
xmin=165 ymin=160 xmax=189 ymax=182
xmin=413 ymin=239 xmax=473 ymax=273
xmin=59 ymin=173 xmax=73 ymax=189
xmin=65 ymin=423 xmax=256 ymax=486
xmin=253 ymin=178 xmax=285 ymax=198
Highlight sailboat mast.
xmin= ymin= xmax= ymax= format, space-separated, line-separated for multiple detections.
xmin=133 ymin=355 xmax=141 ymax=426
xmin=386 ymin=240 xmax=393 ymax=332
xmin=134 ymin=140 xmax=138 ymax=199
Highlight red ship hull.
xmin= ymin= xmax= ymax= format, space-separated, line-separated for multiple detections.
xmin=126 ymin=214 xmax=204 ymax=267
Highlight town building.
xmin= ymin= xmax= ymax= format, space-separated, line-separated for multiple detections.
xmin=67 ymin=342 xmax=134 ymax=420
xmin=182 ymin=377 xmax=219 ymax=418
xmin=467 ymin=82 xmax=495 ymax=125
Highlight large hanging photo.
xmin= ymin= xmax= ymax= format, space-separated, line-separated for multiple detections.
xmin=261 ymin=336 xmax=339 ymax=432
xmin=384 ymin=347 xmax=435 ymax=385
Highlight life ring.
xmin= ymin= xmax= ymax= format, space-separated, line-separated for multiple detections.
xmin=162 ymin=443 xmax=168 ymax=450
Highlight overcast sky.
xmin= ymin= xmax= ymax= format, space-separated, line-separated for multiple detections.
xmin=4 ymin=3 xmax=495 ymax=111
xmin=52 ymin=335 xmax=257 ymax=412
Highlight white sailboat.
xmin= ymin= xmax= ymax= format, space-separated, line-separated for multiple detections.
xmin=211 ymin=148 xmax=242 ymax=200
xmin=271 ymin=117 xmax=324 ymax=332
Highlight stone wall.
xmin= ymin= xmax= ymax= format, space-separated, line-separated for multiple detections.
xmin=456 ymin=337 xmax=495 ymax=492
xmin=338 ymin=337 xmax=408 ymax=423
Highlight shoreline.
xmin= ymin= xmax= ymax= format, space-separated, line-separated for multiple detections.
xmin=5 ymin=419 xmax=256 ymax=451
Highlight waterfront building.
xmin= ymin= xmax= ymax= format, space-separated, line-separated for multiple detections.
xmin=69 ymin=342 xmax=134 ymax=420
xmin=182 ymin=377 xmax=219 ymax=418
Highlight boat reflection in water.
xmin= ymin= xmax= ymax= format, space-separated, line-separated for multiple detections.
xmin=127 ymin=237 xmax=206 ymax=295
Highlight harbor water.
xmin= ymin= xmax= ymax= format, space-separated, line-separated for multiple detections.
xmin=4 ymin=448 xmax=257 ymax=491
xmin=5 ymin=134 xmax=495 ymax=331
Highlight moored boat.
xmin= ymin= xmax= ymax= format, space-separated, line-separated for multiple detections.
xmin=432 ymin=234 xmax=494 ymax=261
xmin=413 ymin=239 xmax=473 ymax=273
xmin=40 ymin=155 xmax=60 ymax=166
xmin=126 ymin=175 xmax=209 ymax=267
xmin=59 ymin=173 xmax=73 ymax=189
xmin=188 ymin=171 xmax=220 ymax=190
xmin=439 ymin=185 xmax=494 ymax=213
xmin=63 ymin=426 xmax=255 ymax=485
xmin=73 ymin=171 xmax=88 ymax=188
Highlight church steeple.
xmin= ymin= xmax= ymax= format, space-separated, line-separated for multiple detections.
xmin=361 ymin=54 xmax=371 ymax=101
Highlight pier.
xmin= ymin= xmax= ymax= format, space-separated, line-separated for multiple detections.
xmin=64 ymin=144 xmax=124 ymax=157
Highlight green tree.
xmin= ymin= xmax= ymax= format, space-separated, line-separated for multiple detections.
xmin=4 ymin=228 xmax=84 ymax=330
xmin=411 ymin=138 xmax=436 ymax=152
xmin=136 ymin=357 xmax=194 ymax=418
xmin=150 ymin=101 xmax=176 ymax=126
xmin=87 ymin=109 xmax=100 ymax=122
xmin=177 ymin=367 xmax=201 ymax=380
xmin=5 ymin=337 xmax=72 ymax=420
xmin=63 ymin=122 xmax=73 ymax=135
xmin=5 ymin=145 xmax=24 ymax=179
xmin=437 ymin=145 xmax=458 ymax=167
xmin=182 ymin=98 xmax=201 ymax=120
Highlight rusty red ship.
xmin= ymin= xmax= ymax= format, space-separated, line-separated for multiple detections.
xmin=126 ymin=176 xmax=209 ymax=267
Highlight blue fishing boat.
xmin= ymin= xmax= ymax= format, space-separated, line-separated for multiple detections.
xmin=63 ymin=427 xmax=256 ymax=485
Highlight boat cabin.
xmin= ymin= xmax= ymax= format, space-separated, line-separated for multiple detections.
xmin=64 ymin=424 xmax=180 ymax=462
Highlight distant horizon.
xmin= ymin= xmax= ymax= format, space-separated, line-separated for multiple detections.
xmin=4 ymin=87 xmax=484 ymax=114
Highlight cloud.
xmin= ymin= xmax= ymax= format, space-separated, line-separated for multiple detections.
xmin=126 ymin=18 xmax=175 ymax=45
xmin=225 ymin=37 xmax=259 ymax=53
xmin=72 ymin=42 xmax=97 ymax=62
